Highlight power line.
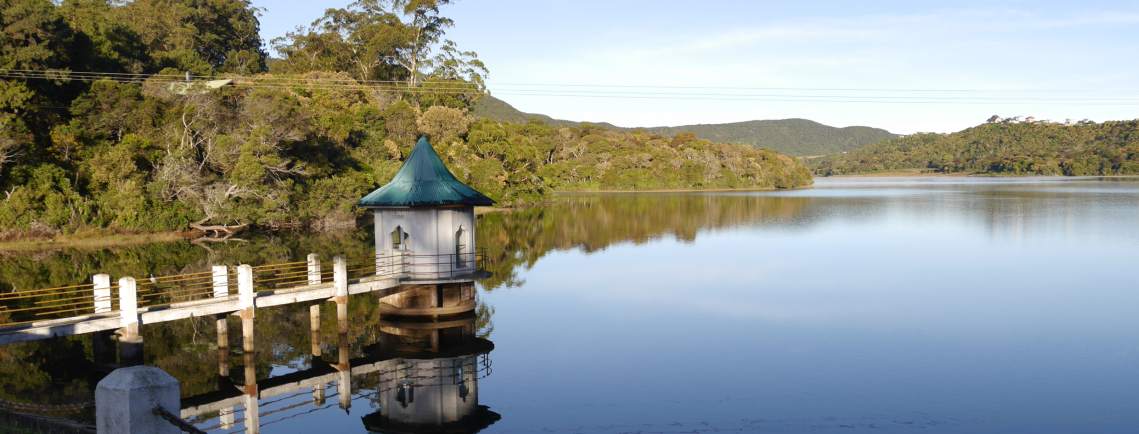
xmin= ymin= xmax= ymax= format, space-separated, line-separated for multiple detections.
xmin=4 ymin=68 xmax=1139 ymax=106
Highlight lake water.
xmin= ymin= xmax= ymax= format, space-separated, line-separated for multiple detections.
xmin=1 ymin=176 xmax=1137 ymax=433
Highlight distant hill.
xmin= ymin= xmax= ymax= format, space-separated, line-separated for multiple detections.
xmin=639 ymin=120 xmax=896 ymax=156
xmin=472 ymin=95 xmax=895 ymax=155
xmin=811 ymin=120 xmax=1139 ymax=176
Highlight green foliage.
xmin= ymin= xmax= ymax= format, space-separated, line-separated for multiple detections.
xmin=0 ymin=0 xmax=811 ymax=240
xmin=813 ymin=120 xmax=1139 ymax=176
xmin=121 ymin=0 xmax=265 ymax=73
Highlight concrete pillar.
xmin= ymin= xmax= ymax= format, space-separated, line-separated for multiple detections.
xmin=241 ymin=293 xmax=259 ymax=434
xmin=219 ymin=406 xmax=235 ymax=430
xmin=333 ymin=256 xmax=351 ymax=413
xmin=309 ymin=302 xmax=325 ymax=408
xmin=333 ymin=256 xmax=348 ymax=336
xmin=309 ymin=305 xmax=321 ymax=358
xmin=96 ymin=366 xmax=180 ymax=434
xmin=91 ymin=331 xmax=116 ymax=366
xmin=243 ymin=393 xmax=259 ymax=434
xmin=216 ymin=315 xmax=229 ymax=378
xmin=241 ymin=315 xmax=255 ymax=376
xmin=337 ymin=333 xmax=351 ymax=412
xmin=312 ymin=382 xmax=326 ymax=406
xmin=243 ymin=348 xmax=259 ymax=434
xmin=237 ymin=265 xmax=255 ymax=316
xmin=307 ymin=254 xmax=321 ymax=286
xmin=117 ymin=277 xmax=143 ymax=366
xmin=237 ymin=263 xmax=256 ymax=406
xmin=91 ymin=273 xmax=114 ymax=364
xmin=93 ymin=274 xmax=112 ymax=314
xmin=214 ymin=266 xmax=230 ymax=380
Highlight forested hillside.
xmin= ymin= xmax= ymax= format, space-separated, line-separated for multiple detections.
xmin=473 ymin=95 xmax=895 ymax=155
xmin=0 ymin=0 xmax=811 ymax=240
xmin=813 ymin=120 xmax=1139 ymax=176
xmin=640 ymin=119 xmax=895 ymax=156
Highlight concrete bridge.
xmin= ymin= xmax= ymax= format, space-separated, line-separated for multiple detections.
xmin=0 ymin=251 xmax=485 ymax=346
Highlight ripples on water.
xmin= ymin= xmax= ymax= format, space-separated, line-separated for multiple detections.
xmin=1 ymin=177 xmax=1137 ymax=433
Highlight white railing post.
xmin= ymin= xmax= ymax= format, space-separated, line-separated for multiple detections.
xmin=118 ymin=277 xmax=138 ymax=329
xmin=237 ymin=265 xmax=254 ymax=315
xmin=333 ymin=256 xmax=347 ymax=298
xmin=405 ymin=248 xmax=414 ymax=279
xmin=337 ymin=334 xmax=351 ymax=411
xmin=307 ymin=254 xmax=321 ymax=286
xmin=93 ymin=274 xmax=112 ymax=314
xmin=213 ymin=265 xmax=230 ymax=381
xmin=333 ymin=256 xmax=348 ymax=336
xmin=117 ymin=277 xmax=143 ymax=365
xmin=212 ymin=265 xmax=229 ymax=299
xmin=236 ymin=263 xmax=257 ymax=434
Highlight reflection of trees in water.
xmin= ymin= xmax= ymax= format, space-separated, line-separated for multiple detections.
xmin=0 ymin=232 xmax=375 ymax=301
xmin=0 ymin=289 xmax=496 ymax=422
xmin=476 ymin=193 xmax=813 ymax=290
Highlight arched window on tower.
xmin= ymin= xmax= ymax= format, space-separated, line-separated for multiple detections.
xmin=391 ymin=226 xmax=406 ymax=251
xmin=455 ymin=225 xmax=466 ymax=268
xmin=396 ymin=381 xmax=415 ymax=408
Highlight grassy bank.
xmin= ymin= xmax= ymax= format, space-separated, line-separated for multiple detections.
xmin=0 ymin=231 xmax=192 ymax=252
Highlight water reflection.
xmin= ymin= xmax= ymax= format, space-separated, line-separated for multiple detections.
xmin=0 ymin=292 xmax=497 ymax=433
xmin=173 ymin=301 xmax=497 ymax=433
xmin=2 ymin=178 xmax=1139 ymax=433
xmin=6 ymin=178 xmax=1135 ymax=296
xmin=362 ymin=318 xmax=499 ymax=433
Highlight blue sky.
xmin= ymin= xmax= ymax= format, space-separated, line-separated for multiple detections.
xmin=252 ymin=0 xmax=1139 ymax=133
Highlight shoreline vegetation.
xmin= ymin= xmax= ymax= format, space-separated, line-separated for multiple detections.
xmin=6 ymin=3 xmax=1132 ymax=250
xmin=0 ymin=1 xmax=812 ymax=245
xmin=0 ymin=182 xmax=808 ymax=250
xmin=812 ymin=119 xmax=1139 ymax=176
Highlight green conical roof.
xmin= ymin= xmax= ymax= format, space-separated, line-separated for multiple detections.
xmin=359 ymin=136 xmax=495 ymax=207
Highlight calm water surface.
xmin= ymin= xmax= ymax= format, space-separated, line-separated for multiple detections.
xmin=1 ymin=176 xmax=1137 ymax=433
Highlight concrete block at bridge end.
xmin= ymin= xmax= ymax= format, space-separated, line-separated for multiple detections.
xmin=96 ymin=366 xmax=181 ymax=434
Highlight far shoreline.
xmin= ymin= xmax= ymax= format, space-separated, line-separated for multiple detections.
xmin=4 ymin=175 xmax=1135 ymax=252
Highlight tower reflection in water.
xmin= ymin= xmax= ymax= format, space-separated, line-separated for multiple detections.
xmin=181 ymin=295 xmax=498 ymax=434
xmin=361 ymin=316 xmax=499 ymax=433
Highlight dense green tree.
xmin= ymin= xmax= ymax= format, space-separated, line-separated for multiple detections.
xmin=814 ymin=120 xmax=1139 ymax=176
xmin=271 ymin=0 xmax=408 ymax=81
xmin=121 ymin=0 xmax=266 ymax=74
xmin=1 ymin=0 xmax=77 ymax=173
xmin=0 ymin=0 xmax=811 ymax=241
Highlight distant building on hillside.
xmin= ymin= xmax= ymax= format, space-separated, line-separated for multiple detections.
xmin=167 ymin=79 xmax=233 ymax=95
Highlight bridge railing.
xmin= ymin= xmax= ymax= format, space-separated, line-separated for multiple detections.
xmin=0 ymin=281 xmax=107 ymax=327
xmin=349 ymin=250 xmax=485 ymax=282
xmin=0 ymin=251 xmax=485 ymax=328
